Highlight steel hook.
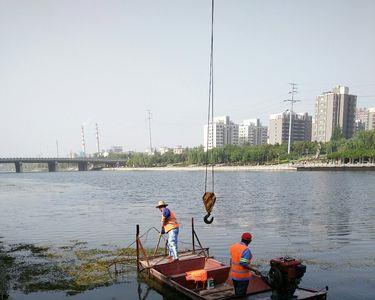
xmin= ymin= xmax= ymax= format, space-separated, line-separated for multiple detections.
xmin=204 ymin=213 xmax=214 ymax=224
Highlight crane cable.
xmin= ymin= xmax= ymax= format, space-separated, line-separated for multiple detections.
xmin=203 ymin=0 xmax=216 ymax=225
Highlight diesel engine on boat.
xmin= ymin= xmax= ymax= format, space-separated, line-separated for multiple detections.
xmin=269 ymin=256 xmax=306 ymax=299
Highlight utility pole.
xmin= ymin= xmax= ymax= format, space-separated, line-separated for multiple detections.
xmin=146 ymin=110 xmax=153 ymax=154
xmin=56 ymin=140 xmax=59 ymax=158
xmin=81 ymin=125 xmax=86 ymax=157
xmin=95 ymin=123 xmax=101 ymax=156
xmin=284 ymin=83 xmax=300 ymax=154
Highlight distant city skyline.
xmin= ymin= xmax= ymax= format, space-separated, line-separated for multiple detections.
xmin=1 ymin=0 xmax=375 ymax=156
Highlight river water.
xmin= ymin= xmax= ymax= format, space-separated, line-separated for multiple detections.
xmin=0 ymin=170 xmax=374 ymax=300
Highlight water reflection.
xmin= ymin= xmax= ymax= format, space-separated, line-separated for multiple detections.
xmin=136 ymin=276 xmax=190 ymax=300
xmin=311 ymin=173 xmax=352 ymax=246
xmin=137 ymin=282 xmax=152 ymax=300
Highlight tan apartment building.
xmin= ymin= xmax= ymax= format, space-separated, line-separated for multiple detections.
xmin=356 ymin=107 xmax=370 ymax=130
xmin=238 ymin=119 xmax=268 ymax=146
xmin=313 ymin=85 xmax=357 ymax=142
xmin=268 ymin=112 xmax=312 ymax=145
xmin=368 ymin=108 xmax=375 ymax=130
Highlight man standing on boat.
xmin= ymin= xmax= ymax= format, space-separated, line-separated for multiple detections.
xmin=229 ymin=232 xmax=257 ymax=297
xmin=155 ymin=200 xmax=179 ymax=260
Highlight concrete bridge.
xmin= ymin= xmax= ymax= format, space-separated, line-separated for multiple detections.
xmin=0 ymin=157 xmax=128 ymax=172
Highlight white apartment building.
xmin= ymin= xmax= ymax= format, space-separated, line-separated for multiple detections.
xmin=261 ymin=126 xmax=268 ymax=144
xmin=268 ymin=112 xmax=312 ymax=145
xmin=354 ymin=119 xmax=366 ymax=134
xmin=356 ymin=107 xmax=370 ymax=130
xmin=369 ymin=108 xmax=375 ymax=130
xmin=238 ymin=119 xmax=268 ymax=146
xmin=158 ymin=147 xmax=171 ymax=155
xmin=173 ymin=145 xmax=184 ymax=154
xmin=109 ymin=145 xmax=123 ymax=153
xmin=203 ymin=116 xmax=239 ymax=151
xmin=313 ymin=85 xmax=357 ymax=142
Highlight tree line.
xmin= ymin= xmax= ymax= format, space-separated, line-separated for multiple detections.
xmin=107 ymin=130 xmax=375 ymax=167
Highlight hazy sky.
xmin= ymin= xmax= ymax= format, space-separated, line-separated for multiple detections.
xmin=1 ymin=0 xmax=375 ymax=156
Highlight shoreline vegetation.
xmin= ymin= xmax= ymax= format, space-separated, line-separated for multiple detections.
xmin=103 ymin=164 xmax=297 ymax=171
xmin=0 ymin=130 xmax=374 ymax=173
xmin=103 ymin=130 xmax=375 ymax=170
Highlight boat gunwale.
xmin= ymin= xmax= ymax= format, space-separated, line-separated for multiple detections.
xmin=140 ymin=248 xmax=210 ymax=263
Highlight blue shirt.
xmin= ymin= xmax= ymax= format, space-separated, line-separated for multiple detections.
xmin=239 ymin=242 xmax=252 ymax=267
xmin=162 ymin=207 xmax=170 ymax=219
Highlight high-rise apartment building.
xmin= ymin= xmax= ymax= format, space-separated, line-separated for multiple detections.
xmin=203 ymin=116 xmax=239 ymax=151
xmin=313 ymin=85 xmax=357 ymax=142
xmin=261 ymin=126 xmax=268 ymax=144
xmin=238 ymin=119 xmax=267 ymax=146
xmin=239 ymin=119 xmax=258 ymax=145
xmin=368 ymin=108 xmax=375 ymax=130
xmin=268 ymin=112 xmax=312 ymax=145
xmin=356 ymin=107 xmax=369 ymax=130
xmin=354 ymin=119 xmax=366 ymax=134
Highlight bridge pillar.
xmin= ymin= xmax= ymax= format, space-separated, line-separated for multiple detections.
xmin=15 ymin=162 xmax=23 ymax=173
xmin=48 ymin=161 xmax=57 ymax=172
xmin=78 ymin=162 xmax=88 ymax=171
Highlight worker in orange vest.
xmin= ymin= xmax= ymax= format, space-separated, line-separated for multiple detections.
xmin=229 ymin=232 xmax=260 ymax=297
xmin=156 ymin=200 xmax=179 ymax=260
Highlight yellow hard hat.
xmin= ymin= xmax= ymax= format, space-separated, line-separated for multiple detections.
xmin=155 ymin=200 xmax=168 ymax=208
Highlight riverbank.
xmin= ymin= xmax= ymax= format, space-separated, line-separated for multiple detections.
xmin=102 ymin=162 xmax=375 ymax=172
xmin=102 ymin=164 xmax=296 ymax=172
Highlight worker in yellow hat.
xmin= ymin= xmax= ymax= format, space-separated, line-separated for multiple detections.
xmin=155 ymin=200 xmax=179 ymax=260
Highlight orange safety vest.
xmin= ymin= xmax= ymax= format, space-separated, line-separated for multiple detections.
xmin=229 ymin=242 xmax=252 ymax=281
xmin=161 ymin=209 xmax=179 ymax=233
xmin=186 ymin=269 xmax=208 ymax=283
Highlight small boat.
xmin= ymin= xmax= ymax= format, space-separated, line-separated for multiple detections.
xmin=136 ymin=222 xmax=328 ymax=300
xmin=138 ymin=250 xmax=327 ymax=300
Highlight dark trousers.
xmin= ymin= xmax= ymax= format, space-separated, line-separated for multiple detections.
xmin=232 ymin=279 xmax=249 ymax=297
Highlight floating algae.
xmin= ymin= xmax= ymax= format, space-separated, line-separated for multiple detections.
xmin=0 ymin=240 xmax=14 ymax=299
xmin=74 ymin=248 xmax=112 ymax=260
xmin=8 ymin=244 xmax=50 ymax=257
xmin=69 ymin=240 xmax=88 ymax=247
xmin=1 ymin=241 xmax=160 ymax=296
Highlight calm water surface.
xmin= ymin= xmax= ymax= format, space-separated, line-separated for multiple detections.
xmin=1 ymin=170 xmax=374 ymax=300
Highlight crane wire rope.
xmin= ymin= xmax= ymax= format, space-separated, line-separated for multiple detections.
xmin=203 ymin=0 xmax=216 ymax=224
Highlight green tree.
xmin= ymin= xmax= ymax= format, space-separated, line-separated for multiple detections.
xmin=331 ymin=126 xmax=344 ymax=141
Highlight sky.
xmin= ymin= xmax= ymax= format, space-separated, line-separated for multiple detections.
xmin=1 ymin=0 xmax=375 ymax=157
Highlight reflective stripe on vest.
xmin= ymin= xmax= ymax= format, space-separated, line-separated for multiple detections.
xmin=229 ymin=243 xmax=251 ymax=281
xmin=161 ymin=209 xmax=179 ymax=233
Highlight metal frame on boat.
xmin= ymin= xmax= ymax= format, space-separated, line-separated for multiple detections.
xmin=136 ymin=219 xmax=327 ymax=300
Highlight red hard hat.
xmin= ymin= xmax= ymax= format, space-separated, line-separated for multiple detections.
xmin=241 ymin=232 xmax=252 ymax=241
